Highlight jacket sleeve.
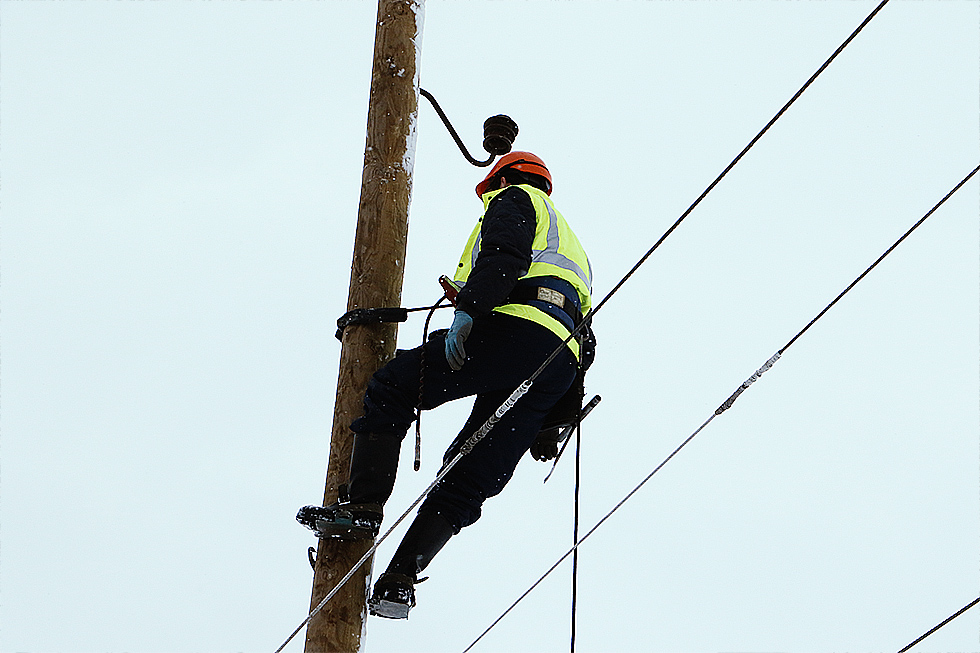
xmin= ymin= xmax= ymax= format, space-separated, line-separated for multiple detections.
xmin=455 ymin=187 xmax=536 ymax=317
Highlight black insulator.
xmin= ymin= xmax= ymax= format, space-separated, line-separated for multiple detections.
xmin=483 ymin=115 xmax=519 ymax=155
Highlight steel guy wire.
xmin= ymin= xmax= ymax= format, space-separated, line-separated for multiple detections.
xmin=275 ymin=1 xmax=891 ymax=648
xmin=462 ymin=164 xmax=980 ymax=653
xmin=896 ymin=596 xmax=980 ymax=653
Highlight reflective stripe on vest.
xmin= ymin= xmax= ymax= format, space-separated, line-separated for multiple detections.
xmin=466 ymin=191 xmax=593 ymax=299
xmin=534 ymin=198 xmax=593 ymax=295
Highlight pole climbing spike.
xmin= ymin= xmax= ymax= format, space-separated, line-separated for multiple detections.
xmin=543 ymin=394 xmax=601 ymax=484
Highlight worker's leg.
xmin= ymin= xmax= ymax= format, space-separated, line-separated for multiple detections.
xmin=417 ymin=365 xmax=573 ymax=531
xmin=368 ymin=314 xmax=575 ymax=616
xmin=345 ymin=334 xmax=471 ymax=506
xmin=415 ymin=316 xmax=577 ymax=530
xmin=369 ymin=338 xmax=574 ymax=614
xmin=348 ymin=313 xmax=571 ymax=505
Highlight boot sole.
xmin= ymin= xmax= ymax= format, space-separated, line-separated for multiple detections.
xmin=314 ymin=520 xmax=376 ymax=541
xmin=369 ymin=598 xmax=412 ymax=619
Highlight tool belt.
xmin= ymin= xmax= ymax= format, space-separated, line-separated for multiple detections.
xmin=506 ymin=282 xmax=582 ymax=327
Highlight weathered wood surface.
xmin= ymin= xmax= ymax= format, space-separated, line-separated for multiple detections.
xmin=305 ymin=1 xmax=423 ymax=651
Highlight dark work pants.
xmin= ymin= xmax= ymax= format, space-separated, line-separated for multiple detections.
xmin=350 ymin=312 xmax=577 ymax=531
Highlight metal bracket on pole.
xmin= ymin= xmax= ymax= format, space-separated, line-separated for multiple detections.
xmin=419 ymin=87 xmax=518 ymax=167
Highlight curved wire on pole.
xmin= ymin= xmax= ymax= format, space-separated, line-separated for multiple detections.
xmin=462 ymin=164 xmax=979 ymax=652
xmin=419 ymin=88 xmax=498 ymax=167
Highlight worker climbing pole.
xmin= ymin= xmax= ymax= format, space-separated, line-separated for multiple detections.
xmin=303 ymin=1 xmax=424 ymax=650
xmin=299 ymin=0 xmax=549 ymax=649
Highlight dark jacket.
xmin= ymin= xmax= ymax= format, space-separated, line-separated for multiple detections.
xmin=454 ymin=185 xmax=595 ymax=372
xmin=455 ymin=186 xmax=536 ymax=318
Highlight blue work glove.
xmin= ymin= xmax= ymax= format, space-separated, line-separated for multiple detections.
xmin=445 ymin=310 xmax=474 ymax=371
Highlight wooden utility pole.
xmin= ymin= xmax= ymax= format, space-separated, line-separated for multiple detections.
xmin=305 ymin=1 xmax=424 ymax=651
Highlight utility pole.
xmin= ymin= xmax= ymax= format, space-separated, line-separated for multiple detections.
xmin=305 ymin=1 xmax=424 ymax=651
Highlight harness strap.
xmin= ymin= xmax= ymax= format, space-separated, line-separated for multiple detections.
xmin=506 ymin=283 xmax=582 ymax=326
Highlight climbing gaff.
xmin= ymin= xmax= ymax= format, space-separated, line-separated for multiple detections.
xmin=544 ymin=394 xmax=602 ymax=484
xmin=419 ymin=87 xmax=518 ymax=167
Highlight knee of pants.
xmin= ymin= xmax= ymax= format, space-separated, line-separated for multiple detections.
xmin=350 ymin=365 xmax=419 ymax=436
xmin=419 ymin=487 xmax=482 ymax=532
xmin=419 ymin=449 xmax=522 ymax=531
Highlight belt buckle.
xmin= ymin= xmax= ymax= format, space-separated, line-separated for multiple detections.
xmin=536 ymin=287 xmax=565 ymax=308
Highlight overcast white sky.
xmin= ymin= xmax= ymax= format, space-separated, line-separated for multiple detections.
xmin=1 ymin=1 xmax=978 ymax=652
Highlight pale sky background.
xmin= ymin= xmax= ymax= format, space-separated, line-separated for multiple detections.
xmin=1 ymin=2 xmax=978 ymax=652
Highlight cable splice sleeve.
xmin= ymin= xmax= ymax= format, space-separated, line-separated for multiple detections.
xmin=714 ymin=352 xmax=781 ymax=415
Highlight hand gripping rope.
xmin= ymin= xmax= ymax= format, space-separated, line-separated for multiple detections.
xmin=462 ymin=165 xmax=979 ymax=652
xmin=275 ymin=2 xmax=897 ymax=649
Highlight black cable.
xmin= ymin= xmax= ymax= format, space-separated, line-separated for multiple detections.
xmin=781 ymin=163 xmax=980 ymax=355
xmin=462 ymin=165 xmax=980 ymax=653
xmin=591 ymin=0 xmax=892 ymax=329
xmin=415 ymin=296 xmax=449 ymax=471
xmin=493 ymin=0 xmax=894 ymax=399
xmin=570 ymin=415 xmax=581 ymax=653
xmin=896 ymin=596 xmax=980 ymax=653
xmin=419 ymin=88 xmax=496 ymax=167
xmin=712 ymin=163 xmax=980 ymax=415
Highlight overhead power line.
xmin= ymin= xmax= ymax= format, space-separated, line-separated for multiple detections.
xmin=896 ymin=596 xmax=980 ymax=653
xmin=462 ymin=163 xmax=980 ymax=652
xmin=585 ymin=0 xmax=892 ymax=320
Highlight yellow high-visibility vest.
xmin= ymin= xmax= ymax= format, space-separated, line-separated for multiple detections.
xmin=454 ymin=184 xmax=593 ymax=358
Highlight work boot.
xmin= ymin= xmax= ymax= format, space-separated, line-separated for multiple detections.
xmin=296 ymin=433 xmax=401 ymax=540
xmin=368 ymin=511 xmax=456 ymax=619
xmin=369 ymin=572 xmax=418 ymax=619
xmin=295 ymin=501 xmax=383 ymax=540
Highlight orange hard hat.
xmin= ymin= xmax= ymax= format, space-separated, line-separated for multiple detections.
xmin=475 ymin=151 xmax=552 ymax=197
